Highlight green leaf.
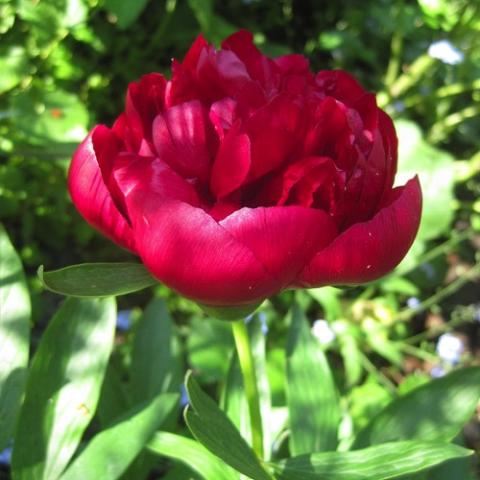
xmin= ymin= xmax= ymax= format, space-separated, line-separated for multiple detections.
xmin=131 ymin=298 xmax=176 ymax=403
xmin=335 ymin=321 xmax=363 ymax=387
xmin=353 ymin=366 xmax=480 ymax=448
xmin=0 ymin=46 xmax=30 ymax=94
xmin=10 ymin=89 xmax=89 ymax=148
xmin=286 ymin=304 xmax=340 ymax=454
xmin=184 ymin=372 xmax=273 ymax=480
xmin=12 ymin=297 xmax=116 ymax=480
xmin=221 ymin=352 xmax=251 ymax=443
xmin=187 ymin=316 xmax=233 ymax=383
xmin=0 ymin=224 xmax=30 ymax=451
xmin=307 ymin=287 xmax=342 ymax=321
xmin=60 ymin=393 xmax=179 ymax=480
xmin=38 ymin=262 xmax=157 ymax=297
xmin=148 ymin=431 xmax=239 ymax=480
xmin=105 ymin=0 xmax=150 ymax=29
xmin=270 ymin=441 xmax=472 ymax=480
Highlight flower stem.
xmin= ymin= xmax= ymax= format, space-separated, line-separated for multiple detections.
xmin=231 ymin=319 xmax=264 ymax=459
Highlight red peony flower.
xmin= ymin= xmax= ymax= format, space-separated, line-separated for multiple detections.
xmin=69 ymin=31 xmax=422 ymax=308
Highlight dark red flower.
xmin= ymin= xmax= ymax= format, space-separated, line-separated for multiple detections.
xmin=69 ymin=31 xmax=422 ymax=308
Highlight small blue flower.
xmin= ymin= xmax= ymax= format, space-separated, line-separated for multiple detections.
xmin=116 ymin=310 xmax=132 ymax=331
xmin=428 ymin=40 xmax=464 ymax=65
xmin=259 ymin=312 xmax=268 ymax=335
xmin=406 ymin=297 xmax=421 ymax=309
xmin=430 ymin=364 xmax=446 ymax=378
xmin=180 ymin=383 xmax=189 ymax=408
xmin=436 ymin=333 xmax=464 ymax=364
xmin=312 ymin=319 xmax=336 ymax=345
xmin=0 ymin=445 xmax=12 ymax=466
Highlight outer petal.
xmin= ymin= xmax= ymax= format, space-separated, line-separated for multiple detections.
xmin=220 ymin=206 xmax=337 ymax=287
xmin=68 ymin=127 xmax=137 ymax=253
xmin=126 ymin=196 xmax=280 ymax=306
xmin=297 ymin=177 xmax=422 ymax=287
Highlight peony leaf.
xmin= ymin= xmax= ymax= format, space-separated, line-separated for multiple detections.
xmin=60 ymin=393 xmax=179 ymax=480
xmin=11 ymin=297 xmax=116 ymax=480
xmin=0 ymin=224 xmax=30 ymax=452
xmin=38 ymin=262 xmax=157 ymax=297
xmin=148 ymin=431 xmax=239 ymax=480
xmin=184 ymin=372 xmax=273 ymax=480
xmin=131 ymin=297 xmax=183 ymax=402
xmin=286 ymin=303 xmax=341 ymax=454
xmin=270 ymin=440 xmax=473 ymax=480
xmin=353 ymin=366 xmax=480 ymax=449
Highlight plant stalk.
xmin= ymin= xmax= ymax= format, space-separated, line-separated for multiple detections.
xmin=231 ymin=319 xmax=264 ymax=459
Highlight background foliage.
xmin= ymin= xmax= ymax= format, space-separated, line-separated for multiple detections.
xmin=0 ymin=0 xmax=479 ymax=479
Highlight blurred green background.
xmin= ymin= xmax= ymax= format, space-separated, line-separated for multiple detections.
xmin=0 ymin=0 xmax=479 ymax=477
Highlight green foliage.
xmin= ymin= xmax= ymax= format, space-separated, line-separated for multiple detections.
xmin=11 ymin=297 xmax=116 ymax=480
xmin=0 ymin=224 xmax=30 ymax=452
xmin=286 ymin=304 xmax=341 ymax=454
xmin=39 ymin=262 xmax=157 ymax=297
xmin=270 ymin=441 xmax=472 ymax=480
xmin=60 ymin=393 xmax=179 ymax=480
xmin=184 ymin=372 xmax=273 ymax=480
xmin=1 ymin=0 xmax=480 ymax=478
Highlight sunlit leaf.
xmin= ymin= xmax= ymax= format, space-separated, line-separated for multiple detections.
xmin=286 ymin=304 xmax=341 ymax=454
xmin=184 ymin=372 xmax=272 ymax=480
xmin=270 ymin=440 xmax=472 ymax=480
xmin=148 ymin=431 xmax=239 ymax=480
xmin=60 ymin=393 xmax=179 ymax=480
xmin=12 ymin=297 xmax=116 ymax=480
xmin=353 ymin=367 xmax=480 ymax=448
xmin=0 ymin=224 xmax=30 ymax=451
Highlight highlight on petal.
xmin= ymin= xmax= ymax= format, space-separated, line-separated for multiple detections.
xmin=297 ymin=176 xmax=422 ymax=287
xmin=68 ymin=127 xmax=137 ymax=253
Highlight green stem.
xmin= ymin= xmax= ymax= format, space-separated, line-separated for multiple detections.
xmin=231 ymin=319 xmax=264 ymax=459
xmin=397 ymin=262 xmax=480 ymax=322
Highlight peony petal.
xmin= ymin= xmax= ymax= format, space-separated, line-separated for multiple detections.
xmin=112 ymin=154 xmax=201 ymax=208
xmin=315 ymin=70 xmax=367 ymax=106
xmin=220 ymin=205 xmax=338 ymax=287
xmin=152 ymin=100 xmax=216 ymax=183
xmin=297 ymin=176 xmax=422 ymax=287
xmin=245 ymin=93 xmax=304 ymax=181
xmin=125 ymin=73 xmax=167 ymax=149
xmin=126 ymin=196 xmax=279 ymax=306
xmin=68 ymin=126 xmax=137 ymax=253
xmin=210 ymin=128 xmax=251 ymax=199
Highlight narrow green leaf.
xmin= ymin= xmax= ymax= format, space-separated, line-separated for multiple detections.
xmin=0 ymin=224 xmax=30 ymax=451
xmin=38 ymin=262 xmax=156 ymax=297
xmin=12 ymin=297 xmax=116 ymax=480
xmin=286 ymin=304 xmax=340 ymax=454
xmin=184 ymin=372 xmax=273 ymax=480
xmin=148 ymin=431 xmax=239 ymax=480
xmin=353 ymin=367 xmax=480 ymax=448
xmin=60 ymin=393 xmax=179 ymax=480
xmin=270 ymin=441 xmax=473 ymax=480
xmin=221 ymin=352 xmax=251 ymax=442
xmin=130 ymin=298 xmax=175 ymax=403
